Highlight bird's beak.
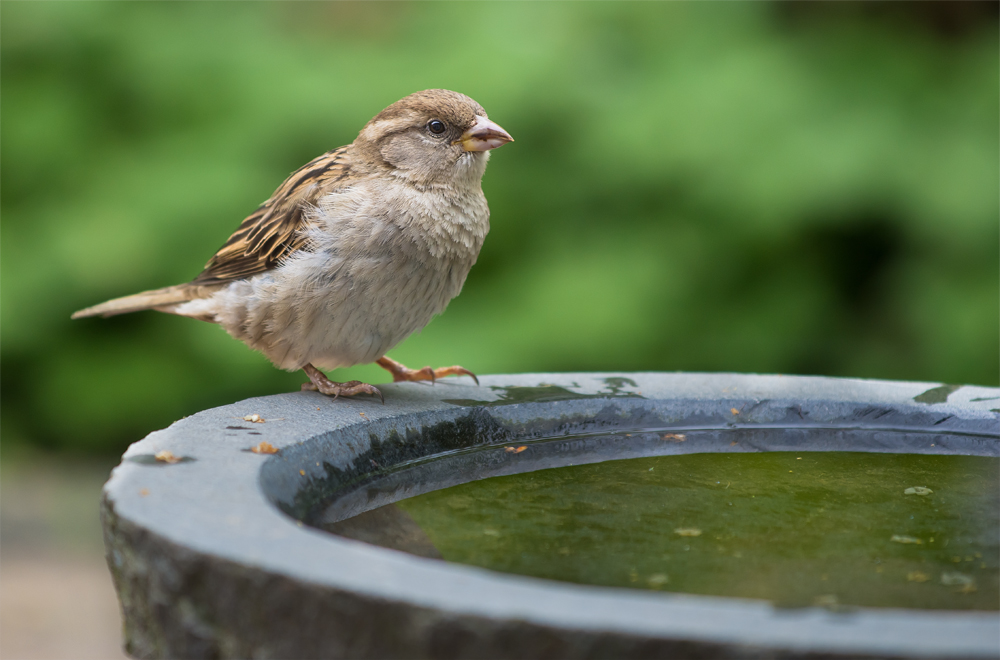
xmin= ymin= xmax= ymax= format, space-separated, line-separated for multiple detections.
xmin=455 ymin=116 xmax=514 ymax=152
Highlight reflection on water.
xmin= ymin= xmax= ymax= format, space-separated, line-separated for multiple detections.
xmin=323 ymin=503 xmax=441 ymax=559
xmin=320 ymin=451 xmax=999 ymax=611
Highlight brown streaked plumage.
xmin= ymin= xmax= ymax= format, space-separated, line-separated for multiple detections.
xmin=72 ymin=89 xmax=513 ymax=401
xmin=193 ymin=148 xmax=352 ymax=286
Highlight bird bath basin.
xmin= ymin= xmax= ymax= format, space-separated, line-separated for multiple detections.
xmin=102 ymin=373 xmax=1000 ymax=659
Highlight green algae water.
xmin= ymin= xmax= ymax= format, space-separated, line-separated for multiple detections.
xmin=380 ymin=452 xmax=999 ymax=610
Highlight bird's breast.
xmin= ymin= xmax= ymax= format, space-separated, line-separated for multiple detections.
xmin=313 ymin=177 xmax=490 ymax=267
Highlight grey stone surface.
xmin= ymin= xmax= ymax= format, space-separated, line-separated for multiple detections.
xmin=101 ymin=373 xmax=1000 ymax=659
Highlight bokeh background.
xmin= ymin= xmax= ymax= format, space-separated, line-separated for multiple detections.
xmin=2 ymin=2 xmax=997 ymax=455
xmin=1 ymin=3 xmax=997 ymax=657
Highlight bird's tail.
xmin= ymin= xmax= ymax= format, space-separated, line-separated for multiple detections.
xmin=71 ymin=284 xmax=209 ymax=319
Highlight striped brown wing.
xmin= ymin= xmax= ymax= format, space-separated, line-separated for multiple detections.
xmin=191 ymin=147 xmax=353 ymax=285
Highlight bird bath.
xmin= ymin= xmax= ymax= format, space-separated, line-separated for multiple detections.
xmin=101 ymin=373 xmax=1000 ymax=659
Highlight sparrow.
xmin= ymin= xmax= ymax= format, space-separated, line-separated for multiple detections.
xmin=72 ymin=89 xmax=513 ymax=402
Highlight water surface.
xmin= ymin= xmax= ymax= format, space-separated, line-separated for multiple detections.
xmin=329 ymin=451 xmax=998 ymax=610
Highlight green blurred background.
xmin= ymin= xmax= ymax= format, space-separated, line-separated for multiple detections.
xmin=2 ymin=2 xmax=998 ymax=456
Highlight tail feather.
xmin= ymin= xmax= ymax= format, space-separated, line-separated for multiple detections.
xmin=71 ymin=284 xmax=213 ymax=319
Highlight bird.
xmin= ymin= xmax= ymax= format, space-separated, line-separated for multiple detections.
xmin=72 ymin=89 xmax=513 ymax=403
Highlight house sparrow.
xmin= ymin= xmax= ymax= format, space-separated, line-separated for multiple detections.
xmin=72 ymin=89 xmax=513 ymax=402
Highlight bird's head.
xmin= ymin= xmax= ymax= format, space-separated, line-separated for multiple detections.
xmin=354 ymin=89 xmax=513 ymax=187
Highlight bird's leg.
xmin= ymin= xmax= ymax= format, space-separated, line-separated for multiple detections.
xmin=375 ymin=356 xmax=479 ymax=385
xmin=301 ymin=363 xmax=384 ymax=403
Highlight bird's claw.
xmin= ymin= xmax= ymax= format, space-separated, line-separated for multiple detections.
xmin=389 ymin=366 xmax=436 ymax=384
xmin=301 ymin=365 xmax=384 ymax=403
xmin=375 ymin=356 xmax=478 ymax=385
xmin=430 ymin=366 xmax=479 ymax=385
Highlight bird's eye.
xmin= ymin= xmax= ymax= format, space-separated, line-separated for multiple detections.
xmin=427 ymin=119 xmax=447 ymax=135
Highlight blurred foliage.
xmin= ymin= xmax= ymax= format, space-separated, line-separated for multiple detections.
xmin=1 ymin=2 xmax=997 ymax=454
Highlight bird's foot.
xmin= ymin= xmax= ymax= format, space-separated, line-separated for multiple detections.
xmin=376 ymin=356 xmax=479 ymax=385
xmin=301 ymin=364 xmax=384 ymax=403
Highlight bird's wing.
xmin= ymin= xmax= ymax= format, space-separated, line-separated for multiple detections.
xmin=191 ymin=146 xmax=353 ymax=285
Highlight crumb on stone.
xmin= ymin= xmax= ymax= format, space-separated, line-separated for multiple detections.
xmin=154 ymin=450 xmax=182 ymax=464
